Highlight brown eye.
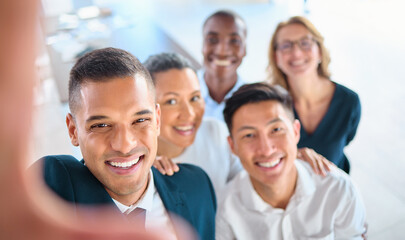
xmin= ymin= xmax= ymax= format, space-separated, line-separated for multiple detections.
xmin=207 ymin=37 xmax=219 ymax=44
xmin=165 ymin=99 xmax=177 ymax=105
xmin=230 ymin=38 xmax=241 ymax=45
xmin=191 ymin=95 xmax=200 ymax=102
xmin=134 ymin=118 xmax=151 ymax=124
xmin=91 ymin=123 xmax=108 ymax=129
xmin=89 ymin=123 xmax=111 ymax=133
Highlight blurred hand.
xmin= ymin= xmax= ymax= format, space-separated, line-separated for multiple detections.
xmin=0 ymin=0 xmax=194 ymax=239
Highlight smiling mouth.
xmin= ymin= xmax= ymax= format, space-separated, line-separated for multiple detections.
xmin=290 ymin=60 xmax=306 ymax=67
xmin=213 ymin=59 xmax=232 ymax=67
xmin=107 ymin=155 xmax=143 ymax=169
xmin=174 ymin=125 xmax=194 ymax=131
xmin=256 ymin=158 xmax=282 ymax=168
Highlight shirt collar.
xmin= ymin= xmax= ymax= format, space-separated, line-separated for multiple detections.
xmin=242 ymin=160 xmax=316 ymax=212
xmin=197 ymin=69 xmax=245 ymax=101
xmin=112 ymin=169 xmax=155 ymax=214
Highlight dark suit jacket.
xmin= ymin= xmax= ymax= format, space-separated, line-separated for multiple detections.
xmin=33 ymin=155 xmax=216 ymax=240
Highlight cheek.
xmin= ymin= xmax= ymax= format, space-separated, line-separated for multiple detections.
xmin=194 ymin=104 xmax=205 ymax=118
xmin=160 ymin=108 xmax=178 ymax=126
xmin=202 ymin=44 xmax=211 ymax=55
xmin=275 ymin=53 xmax=285 ymax=68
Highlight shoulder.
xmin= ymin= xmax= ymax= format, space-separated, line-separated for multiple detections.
xmin=40 ymin=154 xmax=82 ymax=167
xmin=31 ymin=155 xmax=111 ymax=205
xmin=297 ymin=160 xmax=359 ymax=198
xmin=334 ymin=82 xmax=360 ymax=104
xmin=153 ymin=163 xmax=213 ymax=189
xmin=219 ymin=171 xmax=249 ymax=205
xmin=35 ymin=155 xmax=85 ymax=177
xmin=153 ymin=163 xmax=216 ymax=205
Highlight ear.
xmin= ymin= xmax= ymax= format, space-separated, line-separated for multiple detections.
xmin=155 ymin=104 xmax=161 ymax=136
xmin=66 ymin=113 xmax=79 ymax=146
xmin=292 ymin=119 xmax=301 ymax=144
xmin=227 ymin=135 xmax=237 ymax=155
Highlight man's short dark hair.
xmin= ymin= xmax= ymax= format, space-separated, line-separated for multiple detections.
xmin=143 ymin=52 xmax=195 ymax=84
xmin=203 ymin=10 xmax=247 ymax=36
xmin=223 ymin=83 xmax=294 ymax=135
xmin=69 ymin=47 xmax=154 ymax=114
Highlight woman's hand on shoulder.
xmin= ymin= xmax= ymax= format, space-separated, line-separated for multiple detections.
xmin=153 ymin=156 xmax=180 ymax=176
xmin=297 ymin=148 xmax=335 ymax=176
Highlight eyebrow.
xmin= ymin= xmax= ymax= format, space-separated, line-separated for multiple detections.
xmin=85 ymin=109 xmax=153 ymax=123
xmin=236 ymin=117 xmax=283 ymax=133
xmin=163 ymin=92 xmax=180 ymax=96
xmin=163 ymin=90 xmax=200 ymax=96
xmin=206 ymin=31 xmax=242 ymax=37
xmin=279 ymin=35 xmax=312 ymax=42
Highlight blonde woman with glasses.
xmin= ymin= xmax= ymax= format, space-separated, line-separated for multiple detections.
xmin=267 ymin=16 xmax=361 ymax=174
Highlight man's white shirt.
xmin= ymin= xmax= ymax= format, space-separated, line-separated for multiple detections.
xmin=197 ymin=70 xmax=245 ymax=122
xmin=112 ymin=170 xmax=177 ymax=239
xmin=216 ymin=160 xmax=367 ymax=240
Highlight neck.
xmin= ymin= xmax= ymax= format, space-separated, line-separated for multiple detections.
xmin=251 ymin=166 xmax=298 ymax=210
xmin=107 ymin=172 xmax=150 ymax=206
xmin=287 ymin=74 xmax=331 ymax=104
xmin=157 ymin=137 xmax=185 ymax=159
xmin=204 ymin=71 xmax=238 ymax=103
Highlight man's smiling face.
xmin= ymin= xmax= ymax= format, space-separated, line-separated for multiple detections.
xmin=202 ymin=15 xmax=246 ymax=79
xmin=228 ymin=100 xmax=300 ymax=187
xmin=66 ymin=75 xmax=160 ymax=205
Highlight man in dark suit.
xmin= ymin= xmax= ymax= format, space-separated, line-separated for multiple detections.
xmin=33 ymin=48 xmax=216 ymax=240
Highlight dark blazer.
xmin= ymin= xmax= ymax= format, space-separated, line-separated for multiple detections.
xmin=33 ymin=155 xmax=216 ymax=240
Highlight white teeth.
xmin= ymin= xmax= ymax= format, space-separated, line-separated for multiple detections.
xmin=214 ymin=59 xmax=231 ymax=66
xmin=109 ymin=157 xmax=140 ymax=168
xmin=257 ymin=159 xmax=281 ymax=168
xmin=175 ymin=126 xmax=193 ymax=131
xmin=290 ymin=60 xmax=305 ymax=66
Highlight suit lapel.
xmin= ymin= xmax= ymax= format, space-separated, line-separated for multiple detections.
xmin=151 ymin=168 xmax=194 ymax=225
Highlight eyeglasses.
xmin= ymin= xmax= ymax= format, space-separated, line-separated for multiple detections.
xmin=276 ymin=37 xmax=317 ymax=53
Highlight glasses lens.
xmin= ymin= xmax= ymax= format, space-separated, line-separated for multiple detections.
xmin=299 ymin=39 xmax=314 ymax=50
xmin=277 ymin=41 xmax=292 ymax=52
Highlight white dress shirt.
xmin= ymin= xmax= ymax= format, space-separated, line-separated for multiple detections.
xmin=172 ymin=118 xmax=242 ymax=201
xmin=197 ymin=70 xmax=245 ymax=122
xmin=112 ymin=170 xmax=177 ymax=240
xmin=216 ymin=160 xmax=367 ymax=240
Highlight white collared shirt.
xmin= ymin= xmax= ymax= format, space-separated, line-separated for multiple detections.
xmin=197 ymin=70 xmax=245 ymax=122
xmin=216 ymin=160 xmax=367 ymax=240
xmin=172 ymin=118 xmax=242 ymax=201
xmin=112 ymin=170 xmax=177 ymax=240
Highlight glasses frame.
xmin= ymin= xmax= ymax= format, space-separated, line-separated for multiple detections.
xmin=275 ymin=37 xmax=318 ymax=53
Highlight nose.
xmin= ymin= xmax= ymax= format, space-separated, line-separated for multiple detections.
xmin=290 ymin=43 xmax=304 ymax=56
xmin=179 ymin=101 xmax=196 ymax=121
xmin=110 ymin=125 xmax=137 ymax=154
xmin=256 ymin=134 xmax=275 ymax=156
xmin=214 ymin=39 xmax=231 ymax=56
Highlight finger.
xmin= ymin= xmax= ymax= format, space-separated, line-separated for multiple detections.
xmin=310 ymin=150 xmax=327 ymax=176
xmin=300 ymin=148 xmax=319 ymax=175
xmin=308 ymin=149 xmax=321 ymax=175
xmin=160 ymin=156 xmax=174 ymax=176
xmin=316 ymin=155 xmax=327 ymax=176
xmin=170 ymin=161 xmax=180 ymax=172
xmin=154 ymin=158 xmax=167 ymax=175
xmin=322 ymin=157 xmax=332 ymax=172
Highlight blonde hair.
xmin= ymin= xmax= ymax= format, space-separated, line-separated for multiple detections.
xmin=267 ymin=16 xmax=331 ymax=89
